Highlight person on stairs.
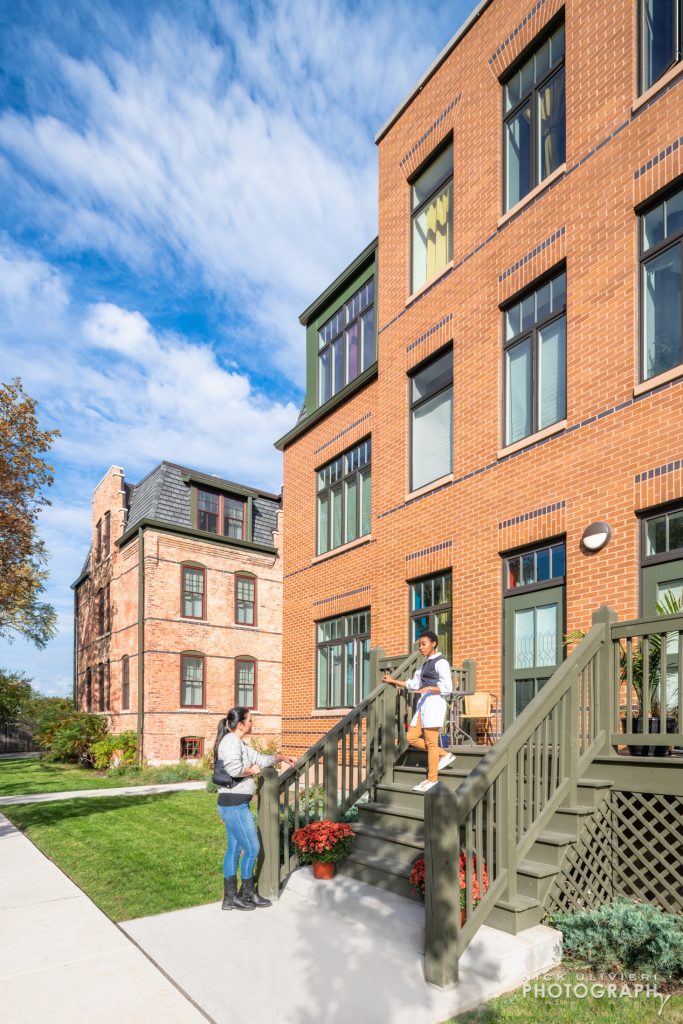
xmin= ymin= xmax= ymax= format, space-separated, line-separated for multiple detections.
xmin=382 ymin=630 xmax=455 ymax=793
xmin=214 ymin=707 xmax=296 ymax=911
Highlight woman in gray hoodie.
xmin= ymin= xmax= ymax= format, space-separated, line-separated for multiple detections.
xmin=215 ymin=706 xmax=296 ymax=911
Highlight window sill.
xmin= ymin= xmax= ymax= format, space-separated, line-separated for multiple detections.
xmin=498 ymin=164 xmax=567 ymax=227
xmin=179 ymin=617 xmax=208 ymax=624
xmin=407 ymin=261 xmax=454 ymax=306
xmin=405 ymin=473 xmax=453 ymax=503
xmin=633 ymin=364 xmax=683 ymax=397
xmin=311 ymin=708 xmax=352 ymax=717
xmin=312 ymin=534 xmax=373 ymax=564
xmin=632 ymin=63 xmax=683 ymax=113
xmin=497 ymin=419 xmax=567 ymax=459
xmin=178 ymin=707 xmax=208 ymax=712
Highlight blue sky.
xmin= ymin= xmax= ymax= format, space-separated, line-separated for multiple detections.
xmin=0 ymin=0 xmax=476 ymax=695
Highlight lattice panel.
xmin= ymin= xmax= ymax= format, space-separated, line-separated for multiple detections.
xmin=545 ymin=791 xmax=683 ymax=916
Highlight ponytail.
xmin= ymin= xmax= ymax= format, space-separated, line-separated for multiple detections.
xmin=213 ymin=706 xmax=250 ymax=758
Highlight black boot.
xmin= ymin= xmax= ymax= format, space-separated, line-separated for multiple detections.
xmin=222 ymin=875 xmax=255 ymax=911
xmin=239 ymin=877 xmax=272 ymax=908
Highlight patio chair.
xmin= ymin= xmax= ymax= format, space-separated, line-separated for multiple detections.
xmin=462 ymin=692 xmax=496 ymax=745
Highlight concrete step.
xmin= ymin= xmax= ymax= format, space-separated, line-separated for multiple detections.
xmin=549 ymin=803 xmax=597 ymax=838
xmin=487 ymin=893 xmax=543 ymax=935
xmin=528 ymin=828 xmax=577 ymax=867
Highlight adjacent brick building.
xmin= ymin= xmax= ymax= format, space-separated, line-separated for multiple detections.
xmin=277 ymin=0 xmax=683 ymax=753
xmin=72 ymin=462 xmax=282 ymax=763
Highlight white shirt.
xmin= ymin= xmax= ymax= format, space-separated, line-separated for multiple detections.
xmin=406 ymin=653 xmax=453 ymax=728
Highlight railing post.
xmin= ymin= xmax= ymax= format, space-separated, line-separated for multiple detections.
xmin=257 ymin=767 xmax=280 ymax=901
xmin=462 ymin=657 xmax=476 ymax=692
xmin=592 ymin=605 xmax=618 ymax=755
xmin=323 ymin=731 xmax=339 ymax=819
xmin=424 ymin=784 xmax=460 ymax=989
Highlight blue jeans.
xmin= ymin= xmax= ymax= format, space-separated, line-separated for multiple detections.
xmin=218 ymin=802 xmax=260 ymax=880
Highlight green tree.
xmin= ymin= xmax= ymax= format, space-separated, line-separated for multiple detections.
xmin=0 ymin=669 xmax=34 ymax=727
xmin=0 ymin=378 xmax=60 ymax=647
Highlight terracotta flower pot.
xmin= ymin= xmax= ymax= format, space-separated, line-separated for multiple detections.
xmin=312 ymin=860 xmax=336 ymax=880
xmin=460 ymin=908 xmax=466 ymax=927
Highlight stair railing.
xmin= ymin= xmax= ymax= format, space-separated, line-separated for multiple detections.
xmin=258 ymin=645 xmax=422 ymax=900
xmin=424 ymin=606 xmax=616 ymax=988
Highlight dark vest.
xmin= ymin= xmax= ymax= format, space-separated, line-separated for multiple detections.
xmin=421 ymin=655 xmax=445 ymax=685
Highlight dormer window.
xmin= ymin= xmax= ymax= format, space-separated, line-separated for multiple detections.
xmin=195 ymin=488 xmax=249 ymax=541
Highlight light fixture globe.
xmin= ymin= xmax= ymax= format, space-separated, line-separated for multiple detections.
xmin=581 ymin=521 xmax=611 ymax=552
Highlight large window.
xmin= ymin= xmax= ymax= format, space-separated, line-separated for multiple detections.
xmin=97 ymin=586 xmax=110 ymax=636
xmin=317 ymin=611 xmax=371 ymax=709
xmin=504 ymin=269 xmax=566 ymax=445
xmin=97 ymin=663 xmax=107 ymax=712
xmin=196 ymin=489 xmax=248 ymax=540
xmin=639 ymin=0 xmax=682 ymax=94
xmin=122 ymin=655 xmax=130 ymax=711
xmin=181 ymin=654 xmax=205 ymax=707
xmin=103 ymin=511 xmax=110 ymax=558
xmin=411 ymin=142 xmax=453 ymax=292
xmin=85 ymin=667 xmax=92 ymax=712
xmin=318 ymin=278 xmax=375 ymax=406
xmin=409 ymin=572 xmax=452 ymax=662
xmin=235 ymin=573 xmax=256 ymax=625
xmin=641 ymin=505 xmax=683 ymax=718
xmin=409 ymin=348 xmax=453 ymax=490
xmin=317 ymin=439 xmax=371 ymax=555
xmin=182 ymin=566 xmax=206 ymax=619
xmin=503 ymin=20 xmax=565 ymax=211
xmin=640 ymin=184 xmax=683 ymax=381
xmin=235 ymin=658 xmax=257 ymax=708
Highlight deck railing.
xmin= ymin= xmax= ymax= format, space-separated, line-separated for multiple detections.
xmin=423 ymin=606 xmax=615 ymax=988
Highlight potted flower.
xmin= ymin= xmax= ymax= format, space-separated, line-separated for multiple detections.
xmin=291 ymin=819 xmax=355 ymax=880
xmin=409 ymin=852 xmax=489 ymax=924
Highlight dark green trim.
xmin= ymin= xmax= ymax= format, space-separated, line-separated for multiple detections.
xmin=275 ymin=363 xmax=378 ymax=451
xmin=136 ymin=527 xmax=145 ymax=766
xmin=180 ymin=470 xmax=258 ymax=500
xmin=116 ymin=518 xmax=277 ymax=556
xmin=299 ymin=238 xmax=377 ymax=326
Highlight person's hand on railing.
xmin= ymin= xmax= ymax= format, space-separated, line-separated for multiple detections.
xmin=382 ymin=672 xmax=406 ymax=687
xmin=277 ymin=755 xmax=297 ymax=767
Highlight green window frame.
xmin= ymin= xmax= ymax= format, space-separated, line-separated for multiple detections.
xmin=316 ymin=610 xmax=371 ymax=709
xmin=317 ymin=438 xmax=371 ymax=555
xmin=318 ymin=279 xmax=375 ymax=406
xmin=503 ymin=19 xmax=565 ymax=211
xmin=640 ymin=183 xmax=683 ymax=382
xmin=409 ymin=571 xmax=452 ymax=662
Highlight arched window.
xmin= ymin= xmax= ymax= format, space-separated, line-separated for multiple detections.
xmin=181 ymin=652 xmax=205 ymax=707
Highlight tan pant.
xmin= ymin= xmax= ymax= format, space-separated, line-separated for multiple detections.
xmin=406 ymin=717 xmax=441 ymax=782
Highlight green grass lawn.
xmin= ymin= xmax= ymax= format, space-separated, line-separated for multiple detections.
xmin=3 ymin=790 xmax=231 ymax=920
xmin=448 ymin=968 xmax=683 ymax=1022
xmin=0 ymin=756 xmax=208 ymax=796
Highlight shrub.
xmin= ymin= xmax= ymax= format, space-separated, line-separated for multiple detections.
xmin=201 ymin=747 xmax=215 ymax=772
xmin=90 ymin=731 xmax=137 ymax=770
xmin=553 ymin=899 xmax=683 ymax=980
xmin=41 ymin=711 xmax=108 ymax=766
xmin=32 ymin=697 xmax=76 ymax=750
xmin=250 ymin=734 xmax=281 ymax=756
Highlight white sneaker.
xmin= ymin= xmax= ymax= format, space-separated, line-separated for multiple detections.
xmin=412 ymin=779 xmax=437 ymax=793
xmin=438 ymin=752 xmax=455 ymax=770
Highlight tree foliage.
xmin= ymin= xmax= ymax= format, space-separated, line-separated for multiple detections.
xmin=0 ymin=378 xmax=60 ymax=647
xmin=0 ymin=669 xmax=35 ymax=727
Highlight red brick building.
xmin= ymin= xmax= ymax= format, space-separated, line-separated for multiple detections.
xmin=277 ymin=0 xmax=683 ymax=754
xmin=72 ymin=462 xmax=282 ymax=763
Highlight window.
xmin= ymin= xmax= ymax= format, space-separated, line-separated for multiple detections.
xmin=103 ymin=511 xmax=110 ymax=558
xmin=235 ymin=658 xmax=257 ymax=708
xmin=318 ymin=278 xmax=375 ymax=405
xmin=122 ymin=655 xmax=130 ymax=711
xmin=641 ymin=505 xmax=683 ymax=717
xmin=639 ymin=0 xmax=682 ymax=93
xmin=409 ymin=349 xmax=453 ymax=490
xmin=503 ymin=540 xmax=565 ymax=722
xmin=411 ymin=142 xmax=453 ymax=292
xmin=503 ymin=20 xmax=565 ymax=211
xmin=317 ymin=439 xmax=371 ymax=555
xmin=504 ymin=269 xmax=566 ymax=445
xmin=180 ymin=736 xmax=203 ymax=758
xmin=196 ymin=488 xmax=248 ymax=540
xmin=182 ymin=566 xmax=206 ymax=619
xmin=97 ymin=586 xmax=110 ymax=635
xmin=85 ymin=667 xmax=92 ymax=712
xmin=235 ymin=574 xmax=256 ymax=625
xmin=97 ymin=663 xmax=107 ymax=712
xmin=317 ymin=610 xmax=371 ymax=709
xmin=643 ymin=506 xmax=683 ymax=560
xmin=95 ymin=519 xmax=102 ymax=563
xmin=181 ymin=654 xmax=205 ymax=707
xmin=640 ymin=184 xmax=683 ymax=381
xmin=409 ymin=572 xmax=452 ymax=662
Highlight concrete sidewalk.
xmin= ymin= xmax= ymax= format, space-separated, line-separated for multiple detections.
xmin=0 ymin=813 xmax=210 ymax=1024
xmin=123 ymin=869 xmax=562 ymax=1024
xmin=0 ymin=780 xmax=208 ymax=806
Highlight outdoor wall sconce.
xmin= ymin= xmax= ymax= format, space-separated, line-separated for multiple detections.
xmin=581 ymin=521 xmax=612 ymax=552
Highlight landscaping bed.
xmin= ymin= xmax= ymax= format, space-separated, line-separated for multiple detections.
xmin=0 ymin=755 xmax=208 ymax=796
xmin=3 ymin=790 xmax=229 ymax=920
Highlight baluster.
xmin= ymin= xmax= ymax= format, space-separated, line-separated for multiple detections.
xmin=486 ymin=780 xmax=494 ymax=886
xmin=294 ymin=769 xmax=300 ymax=834
xmin=475 ymin=799 xmax=484 ymax=900
xmin=642 ymin=636 xmax=651 ymax=730
xmin=283 ymin=780 xmax=290 ymax=872
xmin=304 ymin=761 xmax=311 ymax=823
xmin=626 ymin=638 xmax=634 ymax=723
xmin=465 ymin=811 xmax=474 ymax=919
xmin=349 ymin=719 xmax=355 ymax=799
xmin=658 ymin=633 xmax=666 ymax=737
xmin=516 ymin=746 xmax=523 ymax=838
xmin=506 ymin=757 xmax=517 ymax=899
xmin=551 ymin=703 xmax=559 ymax=794
xmin=678 ymin=631 xmax=683 ymax=746
xmin=525 ymin=736 xmax=532 ymax=835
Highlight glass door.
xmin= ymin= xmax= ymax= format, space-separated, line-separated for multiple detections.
xmin=504 ymin=585 xmax=564 ymax=725
xmin=642 ymin=559 xmax=683 ymax=717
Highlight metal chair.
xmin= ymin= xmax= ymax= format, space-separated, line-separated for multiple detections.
xmin=461 ymin=692 xmax=497 ymax=745
xmin=443 ymin=689 xmax=477 ymax=746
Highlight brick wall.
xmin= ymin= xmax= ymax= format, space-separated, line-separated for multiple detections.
xmin=280 ymin=0 xmax=683 ymax=753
